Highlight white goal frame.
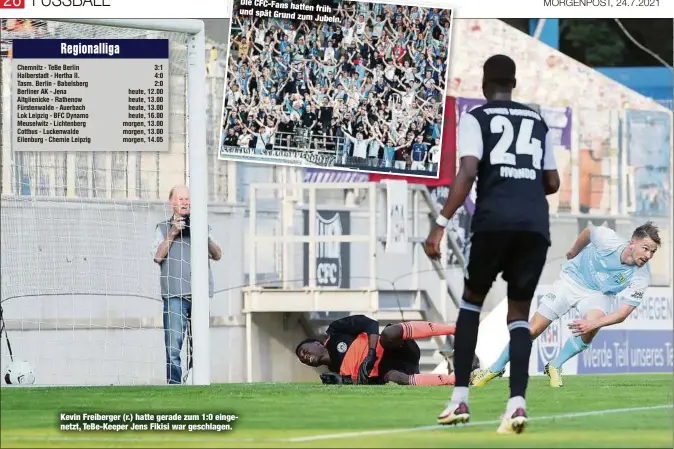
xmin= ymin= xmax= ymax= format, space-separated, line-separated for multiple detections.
xmin=53 ymin=18 xmax=211 ymax=385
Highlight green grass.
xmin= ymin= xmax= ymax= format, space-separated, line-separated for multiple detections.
xmin=1 ymin=374 xmax=672 ymax=448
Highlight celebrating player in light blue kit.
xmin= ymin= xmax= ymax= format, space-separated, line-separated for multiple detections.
xmin=471 ymin=222 xmax=660 ymax=389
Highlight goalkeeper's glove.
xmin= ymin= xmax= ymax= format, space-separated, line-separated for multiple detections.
xmin=319 ymin=372 xmax=343 ymax=385
xmin=357 ymin=348 xmax=378 ymax=385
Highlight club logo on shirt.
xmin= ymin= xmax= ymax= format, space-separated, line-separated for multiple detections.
xmin=613 ymin=273 xmax=626 ymax=284
xmin=336 ymin=342 xmax=348 ymax=353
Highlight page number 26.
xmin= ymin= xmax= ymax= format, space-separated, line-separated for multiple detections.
xmin=489 ymin=116 xmax=542 ymax=169
xmin=0 ymin=0 xmax=25 ymax=8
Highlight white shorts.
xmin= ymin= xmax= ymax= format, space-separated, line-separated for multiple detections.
xmin=411 ymin=161 xmax=425 ymax=170
xmin=537 ymin=274 xmax=612 ymax=321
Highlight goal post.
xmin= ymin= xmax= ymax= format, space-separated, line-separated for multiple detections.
xmin=184 ymin=19 xmax=211 ymax=387
xmin=66 ymin=18 xmax=212 ymax=387
xmin=1 ymin=18 xmax=211 ymax=386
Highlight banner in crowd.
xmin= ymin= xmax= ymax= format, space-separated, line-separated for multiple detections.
xmin=533 ymin=286 xmax=673 ymax=375
xmin=303 ymin=168 xmax=369 ymax=183
xmin=220 ymin=146 xmax=336 ymax=167
xmin=385 ymin=180 xmax=409 ymax=254
xmin=456 ymin=97 xmax=573 ymax=151
xmin=625 ymin=110 xmax=672 ymax=217
xmin=428 ymin=185 xmax=474 ymax=266
xmin=369 ymin=96 xmax=458 ymax=187
xmin=302 ymin=210 xmax=351 ymax=288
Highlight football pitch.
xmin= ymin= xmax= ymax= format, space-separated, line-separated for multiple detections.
xmin=1 ymin=374 xmax=672 ymax=448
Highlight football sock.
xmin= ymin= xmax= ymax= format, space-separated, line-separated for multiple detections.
xmin=508 ymin=320 xmax=532 ymax=399
xmin=489 ymin=343 xmax=511 ymax=373
xmin=549 ymin=335 xmax=589 ymax=369
xmin=410 ymin=373 xmax=455 ymax=386
xmin=450 ymin=298 xmax=482 ymax=404
xmin=450 ymin=386 xmax=469 ymax=405
xmin=401 ymin=321 xmax=456 ymax=340
xmin=506 ymin=396 xmax=526 ymax=414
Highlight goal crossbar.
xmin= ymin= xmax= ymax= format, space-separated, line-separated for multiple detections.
xmin=55 ymin=18 xmax=206 ymax=35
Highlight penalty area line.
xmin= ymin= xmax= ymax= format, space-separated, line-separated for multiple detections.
xmin=283 ymin=404 xmax=674 ymax=443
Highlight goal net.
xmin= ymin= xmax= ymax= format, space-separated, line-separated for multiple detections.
xmin=0 ymin=19 xmax=219 ymax=386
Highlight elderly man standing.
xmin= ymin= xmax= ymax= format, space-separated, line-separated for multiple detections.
xmin=152 ymin=185 xmax=222 ymax=384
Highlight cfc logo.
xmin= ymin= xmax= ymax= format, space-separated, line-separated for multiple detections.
xmin=389 ymin=204 xmax=406 ymax=243
xmin=315 ymin=213 xmax=343 ymax=287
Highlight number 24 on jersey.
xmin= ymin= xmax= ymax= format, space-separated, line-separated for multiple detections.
xmin=489 ymin=116 xmax=543 ymax=170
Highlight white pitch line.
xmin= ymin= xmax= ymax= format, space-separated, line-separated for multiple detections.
xmin=283 ymin=404 xmax=674 ymax=443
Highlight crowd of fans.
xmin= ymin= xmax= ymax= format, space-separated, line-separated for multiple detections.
xmin=221 ymin=0 xmax=451 ymax=174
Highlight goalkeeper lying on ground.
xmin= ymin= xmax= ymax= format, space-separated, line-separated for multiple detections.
xmin=470 ymin=222 xmax=660 ymax=388
xmin=295 ymin=314 xmax=462 ymax=386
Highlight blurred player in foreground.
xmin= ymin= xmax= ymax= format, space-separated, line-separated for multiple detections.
xmin=295 ymin=315 xmax=459 ymax=386
xmin=424 ymin=54 xmax=560 ymax=434
xmin=471 ymin=222 xmax=660 ymax=388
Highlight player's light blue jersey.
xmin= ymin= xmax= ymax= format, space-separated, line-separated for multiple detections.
xmin=562 ymin=225 xmax=650 ymax=307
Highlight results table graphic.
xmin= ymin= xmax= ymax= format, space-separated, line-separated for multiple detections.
xmin=11 ymin=39 xmax=169 ymax=152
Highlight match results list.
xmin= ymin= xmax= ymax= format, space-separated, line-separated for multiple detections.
xmin=11 ymin=39 xmax=169 ymax=152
